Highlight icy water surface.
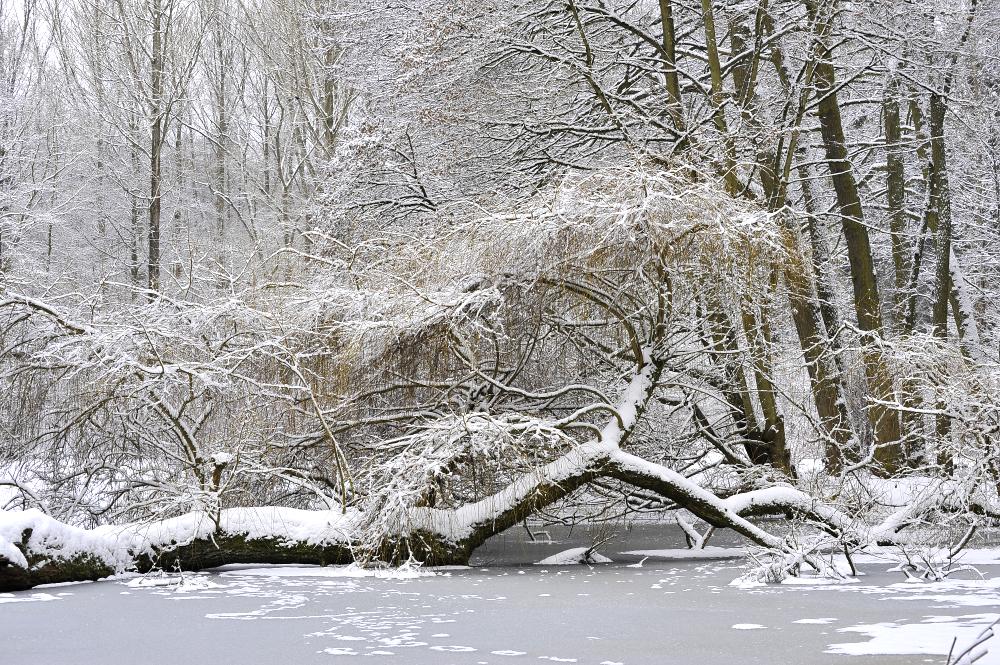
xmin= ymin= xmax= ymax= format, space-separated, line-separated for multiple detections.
xmin=3 ymin=525 xmax=1000 ymax=664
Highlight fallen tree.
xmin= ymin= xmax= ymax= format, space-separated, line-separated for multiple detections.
xmin=2 ymin=167 xmax=999 ymax=592
xmin=4 ymin=362 xmax=995 ymax=590
xmin=4 ymin=463 xmax=993 ymax=591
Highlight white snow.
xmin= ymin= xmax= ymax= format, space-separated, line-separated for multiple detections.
xmin=876 ymin=575 xmax=1000 ymax=608
xmin=0 ymin=506 xmax=359 ymax=572
xmin=321 ymin=647 xmax=358 ymax=655
xmin=781 ymin=575 xmax=859 ymax=586
xmin=534 ymin=548 xmax=612 ymax=565
xmin=0 ymin=591 xmax=61 ymax=604
xmin=97 ymin=506 xmax=359 ymax=554
xmin=126 ymin=573 xmax=222 ymax=591
xmin=795 ymin=458 xmax=825 ymax=478
xmin=429 ymin=645 xmax=476 ymax=652
xmin=793 ymin=618 xmax=838 ymax=624
xmin=732 ymin=623 xmax=766 ymax=630
xmin=0 ymin=536 xmax=27 ymax=568
xmin=622 ymin=547 xmax=743 ymax=560
xmin=827 ymin=614 xmax=1000 ymax=662
xmin=0 ymin=508 xmax=121 ymax=569
xmin=218 ymin=563 xmax=434 ymax=579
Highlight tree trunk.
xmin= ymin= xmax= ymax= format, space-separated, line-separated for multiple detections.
xmin=699 ymin=0 xmax=740 ymax=193
xmin=147 ymin=0 xmax=163 ymax=297
xmin=811 ymin=28 xmax=902 ymax=473
xmin=657 ymin=0 xmax=684 ymax=131
xmin=884 ymin=85 xmax=909 ymax=325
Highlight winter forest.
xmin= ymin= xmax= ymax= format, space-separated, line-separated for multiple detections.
xmin=2 ymin=0 xmax=1000 ymax=662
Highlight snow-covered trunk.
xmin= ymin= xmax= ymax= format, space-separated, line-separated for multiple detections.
xmin=948 ymin=251 xmax=985 ymax=363
xmin=0 ymin=508 xmax=356 ymax=592
xmin=404 ymin=355 xmax=664 ymax=561
xmin=605 ymin=451 xmax=789 ymax=551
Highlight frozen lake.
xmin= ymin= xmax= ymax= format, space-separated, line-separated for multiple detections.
xmin=3 ymin=525 xmax=1000 ymax=664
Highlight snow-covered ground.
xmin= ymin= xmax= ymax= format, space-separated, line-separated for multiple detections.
xmin=3 ymin=525 xmax=1000 ymax=664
